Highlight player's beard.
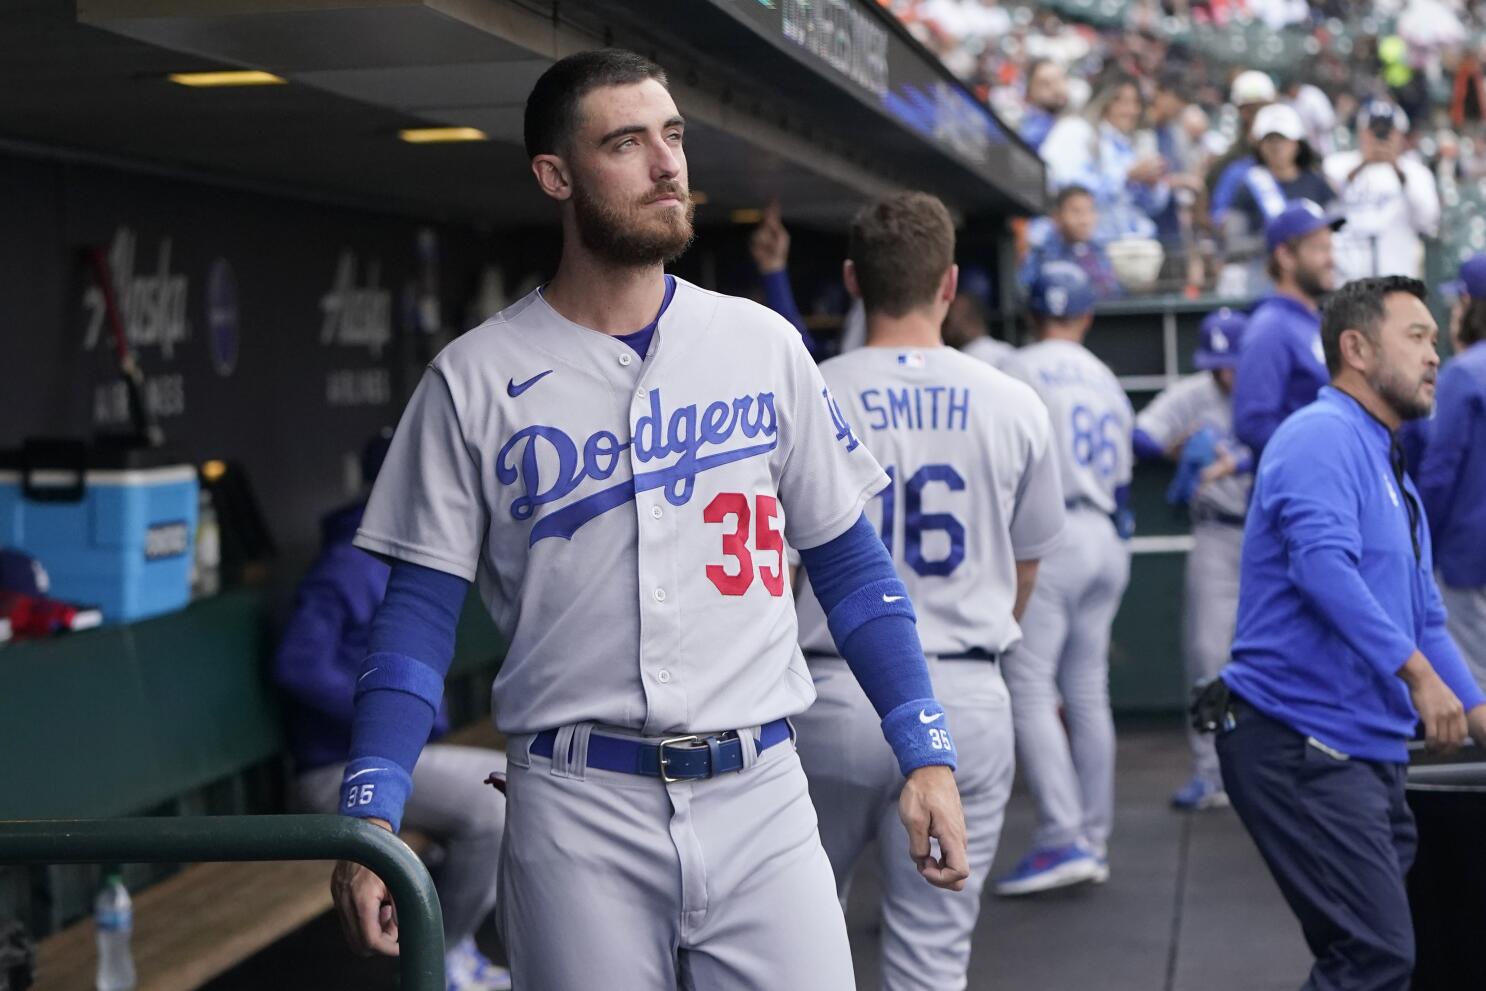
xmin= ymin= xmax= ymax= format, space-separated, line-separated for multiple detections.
xmin=1294 ymin=260 xmax=1332 ymax=301
xmin=1371 ymin=362 xmax=1435 ymax=421
xmin=572 ymin=180 xmax=695 ymax=268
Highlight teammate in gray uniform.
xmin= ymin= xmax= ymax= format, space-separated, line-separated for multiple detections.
xmin=328 ymin=50 xmax=969 ymax=990
xmin=994 ymin=261 xmax=1134 ymax=896
xmin=793 ymin=194 xmax=1066 ymax=990
xmin=1132 ymin=309 xmax=1252 ymax=810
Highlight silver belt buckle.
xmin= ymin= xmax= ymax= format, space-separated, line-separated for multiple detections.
xmin=658 ymin=734 xmax=702 ymax=783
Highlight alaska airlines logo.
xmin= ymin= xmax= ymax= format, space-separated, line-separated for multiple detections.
xmin=497 ymin=389 xmax=778 ymax=545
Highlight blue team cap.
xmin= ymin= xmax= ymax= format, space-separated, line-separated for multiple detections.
xmin=957 ymin=264 xmax=994 ymax=308
xmin=0 ymin=547 xmax=49 ymax=597
xmin=1027 ymin=260 xmax=1097 ymax=318
xmin=1442 ymin=253 xmax=1486 ymax=302
xmin=1265 ymin=199 xmax=1345 ymax=254
xmin=1194 ymin=308 xmax=1246 ymax=370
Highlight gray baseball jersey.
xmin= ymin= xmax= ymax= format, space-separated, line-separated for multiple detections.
xmin=355 ymin=277 xmax=888 ymax=737
xmin=792 ymin=345 xmax=1063 ymax=989
xmin=1135 ymin=372 xmax=1252 ymax=518
xmin=1136 ymin=372 xmax=1250 ymax=790
xmin=795 ymin=347 xmax=1066 ymax=656
xmin=960 ymin=335 xmax=1019 ymax=372
xmin=357 ymin=276 xmax=885 ymax=990
xmin=1006 ymin=339 xmax=1133 ymax=514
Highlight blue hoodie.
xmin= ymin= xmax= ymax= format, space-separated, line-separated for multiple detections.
xmin=1232 ymin=293 xmax=1329 ymax=456
xmin=1222 ymin=388 xmax=1485 ymax=763
xmin=273 ymin=503 xmax=449 ymax=771
xmin=1418 ymin=341 xmax=1486 ymax=588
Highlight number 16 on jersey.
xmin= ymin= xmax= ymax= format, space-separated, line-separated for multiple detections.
xmin=874 ymin=464 xmax=967 ymax=578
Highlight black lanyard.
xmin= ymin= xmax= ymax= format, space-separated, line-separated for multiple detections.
xmin=1388 ymin=434 xmax=1423 ymax=565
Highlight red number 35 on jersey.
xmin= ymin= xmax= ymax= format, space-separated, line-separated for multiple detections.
xmin=704 ymin=492 xmax=785 ymax=597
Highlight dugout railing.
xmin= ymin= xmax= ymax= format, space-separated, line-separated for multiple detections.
xmin=0 ymin=814 xmax=444 ymax=991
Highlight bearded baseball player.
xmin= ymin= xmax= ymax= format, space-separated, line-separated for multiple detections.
xmin=793 ymin=192 xmax=1066 ymax=990
xmin=327 ymin=49 xmax=968 ymax=989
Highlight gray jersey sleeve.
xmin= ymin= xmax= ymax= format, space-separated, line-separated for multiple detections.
xmin=775 ymin=338 xmax=889 ymax=549
xmin=1135 ymin=375 xmax=1206 ymax=451
xmin=1010 ymin=400 xmax=1067 ymax=560
xmin=354 ymin=366 xmax=489 ymax=581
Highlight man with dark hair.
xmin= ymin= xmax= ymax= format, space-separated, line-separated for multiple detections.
xmin=1419 ymin=254 xmax=1486 ymax=691
xmin=1018 ymin=186 xmax=1121 ymax=300
xmin=328 ymin=48 xmax=969 ymax=989
xmin=1213 ymin=275 xmax=1486 ymax=991
xmin=794 ymin=190 xmax=1065 ymax=989
xmin=1232 ymin=199 xmax=1342 ymax=456
xmin=1019 ymin=58 xmax=1069 ymax=152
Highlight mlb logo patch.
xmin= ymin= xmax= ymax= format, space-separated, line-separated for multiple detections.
xmin=897 ymin=351 xmax=926 ymax=368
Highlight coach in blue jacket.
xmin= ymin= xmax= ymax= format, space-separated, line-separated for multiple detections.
xmin=1231 ymin=200 xmax=1343 ymax=456
xmin=1419 ymin=253 xmax=1486 ymax=693
xmin=1218 ymin=275 xmax=1486 ymax=991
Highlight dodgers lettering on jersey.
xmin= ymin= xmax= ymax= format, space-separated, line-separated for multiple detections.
xmin=355 ymin=279 xmax=888 ymax=737
xmin=1006 ymin=339 xmax=1133 ymax=514
xmin=1135 ymin=372 xmax=1252 ymax=517
xmin=796 ymin=348 xmax=1065 ymax=657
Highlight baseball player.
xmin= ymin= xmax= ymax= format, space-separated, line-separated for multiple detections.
xmin=327 ymin=49 xmax=969 ymax=990
xmin=1131 ymin=308 xmax=1252 ymax=810
xmin=995 ymin=261 xmax=1134 ymax=896
xmin=793 ymin=193 xmax=1066 ymax=989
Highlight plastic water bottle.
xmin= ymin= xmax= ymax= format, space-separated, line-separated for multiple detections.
xmin=95 ymin=874 xmax=136 ymax=991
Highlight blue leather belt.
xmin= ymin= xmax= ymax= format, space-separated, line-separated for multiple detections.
xmin=530 ymin=718 xmax=792 ymax=783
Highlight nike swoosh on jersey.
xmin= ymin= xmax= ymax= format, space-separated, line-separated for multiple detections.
xmin=346 ymin=767 xmax=391 ymax=781
xmin=883 ymin=594 xmax=904 ymax=603
xmin=919 ymin=710 xmax=945 ymax=724
xmin=507 ymin=369 xmax=554 ymax=397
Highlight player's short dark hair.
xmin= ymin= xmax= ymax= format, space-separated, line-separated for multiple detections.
xmin=1320 ymin=275 xmax=1428 ymax=375
xmin=524 ymin=49 xmax=668 ymax=159
xmin=1054 ymin=185 xmax=1094 ymax=210
xmin=848 ymin=192 xmax=956 ymax=318
xmin=1460 ymin=297 xmax=1486 ymax=348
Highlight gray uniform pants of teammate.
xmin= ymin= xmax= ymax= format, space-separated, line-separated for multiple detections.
xmin=1183 ymin=520 xmax=1244 ymax=786
xmin=496 ymin=725 xmax=854 ymax=990
xmin=1003 ymin=509 xmax=1131 ymax=854
xmin=795 ymin=656 xmax=1015 ymax=991
xmin=296 ymin=743 xmax=507 ymax=945
xmin=1440 ymin=581 xmax=1486 ymax=694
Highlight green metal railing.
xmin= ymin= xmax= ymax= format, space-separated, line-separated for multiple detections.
xmin=0 ymin=814 xmax=444 ymax=990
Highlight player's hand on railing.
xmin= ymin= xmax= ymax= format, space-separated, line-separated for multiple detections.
xmin=331 ymin=817 xmax=401 ymax=957
xmin=1467 ymin=704 xmax=1486 ymax=750
xmin=899 ymin=765 xmax=970 ymax=891
xmin=1401 ymin=652 xmax=1468 ymax=753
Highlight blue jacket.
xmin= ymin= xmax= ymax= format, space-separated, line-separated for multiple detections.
xmin=1232 ymin=294 xmax=1328 ymax=455
xmin=1222 ymin=388 xmax=1486 ymax=763
xmin=1419 ymin=341 xmax=1486 ymax=587
xmin=273 ymin=503 xmax=450 ymax=771
xmin=1209 ymin=156 xmax=1255 ymax=226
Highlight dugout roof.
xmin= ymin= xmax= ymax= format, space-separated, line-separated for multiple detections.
xmin=0 ymin=0 xmax=1043 ymax=226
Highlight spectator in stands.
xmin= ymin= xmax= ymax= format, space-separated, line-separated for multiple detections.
xmin=1208 ymin=70 xmax=1279 ymax=222
xmin=1224 ymin=104 xmax=1335 ymax=247
xmin=1020 ymin=58 xmax=1070 ymax=152
xmin=1042 ymin=75 xmax=1171 ymax=244
xmin=1284 ymin=74 xmax=1338 ymax=156
xmin=274 ymin=432 xmax=512 ymax=991
xmin=1150 ymin=68 xmax=1205 ymax=241
xmin=1324 ymin=99 xmax=1441 ymax=281
xmin=1232 ymin=200 xmax=1342 ymax=457
xmin=1019 ymin=185 xmax=1123 ymax=300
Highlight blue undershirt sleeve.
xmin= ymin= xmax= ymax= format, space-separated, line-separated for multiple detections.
xmin=1132 ymin=427 xmax=1167 ymax=462
xmin=761 ymin=269 xmax=819 ymax=357
xmin=798 ymin=513 xmax=955 ymax=774
xmin=341 ymin=561 xmax=469 ymax=829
